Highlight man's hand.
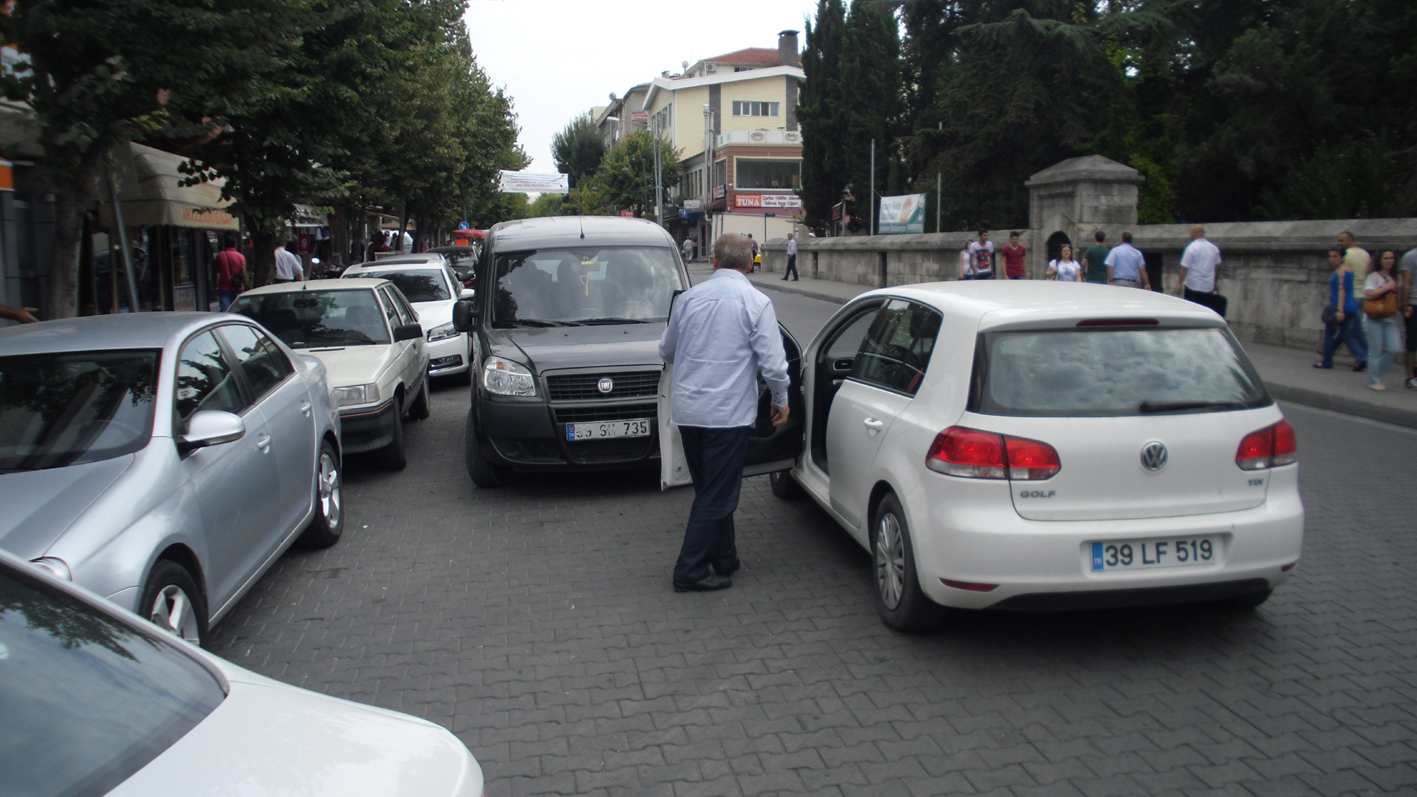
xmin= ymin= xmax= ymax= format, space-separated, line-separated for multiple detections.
xmin=771 ymin=404 xmax=790 ymax=426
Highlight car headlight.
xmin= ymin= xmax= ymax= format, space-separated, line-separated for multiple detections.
xmin=332 ymin=383 xmax=380 ymax=407
xmin=427 ymin=322 xmax=459 ymax=342
xmin=31 ymin=557 xmax=72 ymax=581
xmin=483 ymin=357 xmax=536 ymax=397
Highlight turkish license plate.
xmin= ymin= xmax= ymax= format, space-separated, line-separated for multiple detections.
xmin=566 ymin=418 xmax=651 ymax=441
xmin=1090 ymin=536 xmax=1218 ymax=572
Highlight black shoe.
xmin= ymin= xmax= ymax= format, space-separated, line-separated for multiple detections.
xmin=673 ymin=573 xmax=732 ymax=593
xmin=712 ymin=557 xmax=741 ymax=576
xmin=1353 ymin=362 xmax=1367 ymax=372
xmin=1313 ymin=363 xmax=1333 ymax=369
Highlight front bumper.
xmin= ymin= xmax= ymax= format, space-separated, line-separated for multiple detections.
xmin=473 ymin=396 xmax=659 ymax=471
xmin=427 ymin=333 xmax=469 ymax=375
xmin=339 ymin=397 xmax=399 ymax=454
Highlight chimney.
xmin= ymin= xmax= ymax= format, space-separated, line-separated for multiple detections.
xmin=778 ymin=30 xmax=798 ymax=67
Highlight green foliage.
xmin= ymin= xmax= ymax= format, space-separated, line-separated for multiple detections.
xmin=593 ymin=130 xmax=679 ymax=219
xmin=797 ymin=0 xmax=848 ymax=229
xmin=562 ymin=185 xmax=610 ymax=216
xmin=528 ymin=193 xmax=565 ymax=217
xmin=552 ymin=112 xmax=606 ymax=189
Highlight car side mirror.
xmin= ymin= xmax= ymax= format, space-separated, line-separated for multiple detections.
xmin=453 ymin=300 xmax=476 ymax=332
xmin=178 ymin=410 xmax=245 ymax=455
xmin=394 ymin=323 xmax=423 ymax=342
xmin=459 ymin=288 xmax=475 ymax=300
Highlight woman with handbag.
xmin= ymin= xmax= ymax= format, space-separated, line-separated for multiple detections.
xmin=1362 ymin=250 xmax=1403 ymax=390
xmin=1316 ymin=246 xmax=1368 ymax=370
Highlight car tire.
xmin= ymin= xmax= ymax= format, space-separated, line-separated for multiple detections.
xmin=1218 ymin=588 xmax=1273 ymax=610
xmin=465 ymin=406 xmax=510 ymax=488
xmin=872 ymin=493 xmax=945 ymax=633
xmin=408 ymin=381 xmax=431 ymax=421
xmin=377 ymin=396 xmax=408 ymax=470
xmin=140 ymin=560 xmax=208 ymax=647
xmin=297 ymin=440 xmax=344 ymax=548
xmin=769 ymin=469 xmax=804 ymax=499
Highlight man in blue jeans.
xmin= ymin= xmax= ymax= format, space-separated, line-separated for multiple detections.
xmin=660 ymin=233 xmax=790 ymax=593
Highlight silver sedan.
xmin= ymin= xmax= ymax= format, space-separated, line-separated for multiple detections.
xmin=0 ymin=312 xmax=344 ymax=646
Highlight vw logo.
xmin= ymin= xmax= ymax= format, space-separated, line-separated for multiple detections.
xmin=1140 ymin=441 xmax=1168 ymax=472
xmin=597 ymin=377 xmax=614 ymax=394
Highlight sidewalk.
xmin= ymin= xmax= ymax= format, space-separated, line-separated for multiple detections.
xmin=743 ymin=270 xmax=1417 ymax=430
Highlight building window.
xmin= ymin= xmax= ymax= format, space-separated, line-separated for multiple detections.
xmin=733 ymin=66 xmax=753 ymax=72
xmin=734 ymin=158 xmax=800 ymax=190
xmin=731 ymin=101 xmax=779 ymax=117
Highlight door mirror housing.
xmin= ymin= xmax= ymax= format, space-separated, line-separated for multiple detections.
xmin=452 ymin=300 xmax=476 ymax=332
xmin=393 ymin=323 xmax=423 ymax=342
xmin=459 ymin=288 xmax=475 ymax=300
xmin=178 ymin=410 xmax=245 ymax=455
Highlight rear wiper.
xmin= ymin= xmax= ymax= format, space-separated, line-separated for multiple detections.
xmin=577 ymin=317 xmax=649 ymax=325
xmin=1138 ymin=399 xmax=1247 ymax=413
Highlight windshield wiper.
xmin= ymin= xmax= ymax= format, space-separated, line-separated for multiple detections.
xmin=577 ymin=317 xmax=650 ymax=325
xmin=501 ymin=319 xmax=563 ymax=328
xmin=1138 ymin=399 xmax=1247 ymax=413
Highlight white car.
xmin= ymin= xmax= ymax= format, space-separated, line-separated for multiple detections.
xmin=231 ymin=279 xmax=431 ymax=470
xmin=661 ymin=282 xmax=1304 ymax=631
xmin=342 ymin=260 xmax=474 ymax=384
xmin=0 ymin=550 xmax=484 ymax=797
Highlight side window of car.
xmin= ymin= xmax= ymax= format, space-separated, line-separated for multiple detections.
xmin=219 ymin=324 xmax=293 ymax=402
xmin=388 ymin=286 xmax=417 ymax=325
xmin=849 ymin=299 xmax=942 ymax=396
xmin=174 ymin=331 xmax=247 ymax=427
xmin=376 ymin=286 xmax=407 ymax=329
xmin=824 ymin=308 xmax=880 ymax=366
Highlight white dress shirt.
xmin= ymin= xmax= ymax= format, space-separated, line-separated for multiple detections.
xmin=787 ymin=238 xmax=797 ymax=256
xmin=274 ymin=247 xmax=304 ymax=281
xmin=1180 ymin=238 xmax=1221 ymax=292
xmin=659 ymin=268 xmax=790 ymax=428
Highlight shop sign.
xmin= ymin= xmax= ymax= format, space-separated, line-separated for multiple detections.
xmin=713 ymin=185 xmax=726 ymax=200
xmin=878 ymin=193 xmax=926 ymax=235
xmin=181 ymin=206 xmax=235 ymax=227
xmin=631 ymin=111 xmax=649 ymax=123
xmin=734 ymin=193 xmax=802 ymax=209
xmin=0 ymin=159 xmax=12 ymax=191
xmin=619 ymin=210 xmax=634 ymax=217
xmin=682 ymin=199 xmax=702 ymax=211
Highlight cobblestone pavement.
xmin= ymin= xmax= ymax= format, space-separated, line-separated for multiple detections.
xmin=212 ymin=351 xmax=1417 ymax=796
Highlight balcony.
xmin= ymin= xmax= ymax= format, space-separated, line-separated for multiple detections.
xmin=715 ymin=130 xmax=802 ymax=148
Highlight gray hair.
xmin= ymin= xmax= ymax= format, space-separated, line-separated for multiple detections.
xmin=714 ymin=234 xmax=754 ymax=271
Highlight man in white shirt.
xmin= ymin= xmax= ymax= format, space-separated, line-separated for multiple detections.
xmin=965 ymin=229 xmax=996 ymax=279
xmin=1105 ymin=231 xmax=1150 ymax=289
xmin=660 ymin=233 xmax=790 ymax=593
xmin=681 ymin=237 xmax=694 ymax=263
xmin=273 ymin=241 xmax=304 ymax=283
xmin=1175 ymin=224 xmax=1223 ymax=314
xmin=783 ymin=234 xmax=799 ymax=281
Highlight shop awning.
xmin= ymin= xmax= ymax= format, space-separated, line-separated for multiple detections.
xmin=291 ymin=204 xmax=329 ymax=227
xmin=98 ymin=142 xmax=239 ymax=231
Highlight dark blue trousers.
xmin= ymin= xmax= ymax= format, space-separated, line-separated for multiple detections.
xmin=673 ymin=426 xmax=752 ymax=583
xmin=1321 ymin=313 xmax=1368 ymax=367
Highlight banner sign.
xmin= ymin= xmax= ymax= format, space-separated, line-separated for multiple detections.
xmin=631 ymin=111 xmax=649 ymax=123
xmin=878 ymin=193 xmax=925 ymax=234
xmin=734 ymin=193 xmax=802 ymax=209
xmin=498 ymin=170 xmax=569 ymax=194
xmin=682 ymin=199 xmax=702 ymax=211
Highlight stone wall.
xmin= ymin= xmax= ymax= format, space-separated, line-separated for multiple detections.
xmin=764 ymin=230 xmax=1038 ymax=287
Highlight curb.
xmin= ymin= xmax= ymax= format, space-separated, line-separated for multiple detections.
xmin=751 ymin=279 xmax=860 ymax=306
xmin=1267 ymin=383 xmax=1417 ymax=430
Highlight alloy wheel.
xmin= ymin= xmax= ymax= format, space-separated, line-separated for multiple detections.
xmin=318 ymin=451 xmax=342 ymax=528
xmin=875 ymin=512 xmax=906 ymax=610
xmin=150 ymin=584 xmax=201 ymax=643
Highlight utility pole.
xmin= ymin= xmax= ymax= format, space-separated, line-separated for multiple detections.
xmin=936 ymin=172 xmax=942 ymax=233
xmin=869 ymin=139 xmax=876 ymax=236
xmin=703 ymin=104 xmax=713 ymax=253
xmin=653 ymin=115 xmax=664 ymax=228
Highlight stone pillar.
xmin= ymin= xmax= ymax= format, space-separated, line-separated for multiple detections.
xmin=1025 ymin=155 xmax=1142 ymax=277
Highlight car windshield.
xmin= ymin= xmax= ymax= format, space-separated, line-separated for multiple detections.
xmin=0 ymin=350 xmax=159 ymax=472
xmin=975 ymin=326 xmax=1270 ymax=417
xmin=231 ymin=289 xmax=390 ymax=348
xmin=492 ymin=246 xmax=683 ymax=325
xmin=347 ymin=269 xmax=449 ymax=302
xmin=0 ymin=563 xmax=225 ymax=797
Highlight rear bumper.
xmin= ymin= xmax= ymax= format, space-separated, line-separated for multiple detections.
xmin=339 ymin=398 xmax=399 ymax=454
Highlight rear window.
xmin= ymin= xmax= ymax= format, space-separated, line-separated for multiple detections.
xmin=346 ymin=269 xmax=450 ymax=302
xmin=231 ymin=289 xmax=390 ymax=348
xmin=973 ymin=326 xmax=1270 ymax=417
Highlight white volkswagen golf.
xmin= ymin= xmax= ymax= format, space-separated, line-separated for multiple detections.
xmin=661 ymin=281 xmax=1304 ymax=632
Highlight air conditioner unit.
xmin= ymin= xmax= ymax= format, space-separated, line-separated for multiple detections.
xmin=705 ymin=63 xmax=716 ymax=73
xmin=785 ymin=132 xmax=800 ymax=143
xmin=750 ymin=131 xmax=766 ymax=142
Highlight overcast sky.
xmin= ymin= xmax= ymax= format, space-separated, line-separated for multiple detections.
xmin=465 ymin=0 xmax=820 ymax=174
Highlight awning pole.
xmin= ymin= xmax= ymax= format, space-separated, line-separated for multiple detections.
xmin=108 ymin=164 xmax=140 ymax=312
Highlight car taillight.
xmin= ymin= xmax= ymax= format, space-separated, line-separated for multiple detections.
xmin=926 ymin=427 xmax=1060 ymax=480
xmin=1236 ymin=419 xmax=1297 ymax=470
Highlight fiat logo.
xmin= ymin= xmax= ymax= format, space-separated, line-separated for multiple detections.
xmin=1140 ymin=441 xmax=1168 ymax=472
xmin=597 ymin=377 xmax=614 ymax=394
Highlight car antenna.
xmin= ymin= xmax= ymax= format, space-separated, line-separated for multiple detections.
xmin=579 ymin=216 xmax=585 ymax=240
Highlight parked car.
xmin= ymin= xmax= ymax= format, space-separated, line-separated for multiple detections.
xmin=0 ymin=549 xmax=485 ymax=797
xmin=230 ymin=279 xmax=430 ymax=470
xmin=661 ymin=282 xmax=1305 ymax=631
xmin=342 ymin=260 xmax=475 ymax=384
xmin=425 ymin=245 xmax=481 ymax=288
xmin=0 ymin=313 xmax=344 ymax=648
xmin=451 ymin=216 xmax=690 ymax=487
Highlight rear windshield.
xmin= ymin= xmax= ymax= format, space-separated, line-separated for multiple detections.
xmin=0 ymin=350 xmax=159 ymax=472
xmin=0 ymin=564 xmax=225 ymax=796
xmin=492 ymin=246 xmax=684 ymax=326
xmin=346 ymin=269 xmax=450 ymax=302
xmin=974 ymin=326 xmax=1270 ymax=417
xmin=231 ymin=289 xmax=390 ymax=348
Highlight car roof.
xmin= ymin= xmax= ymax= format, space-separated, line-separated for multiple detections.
xmin=861 ymin=281 xmax=1223 ymax=328
xmin=241 ymin=278 xmax=388 ymax=296
xmin=345 ymin=262 xmax=448 ymax=273
xmin=487 ymin=215 xmax=676 ymax=251
xmin=0 ymin=312 xmax=245 ymax=355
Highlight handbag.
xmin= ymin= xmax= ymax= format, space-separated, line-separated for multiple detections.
xmin=1365 ymin=288 xmax=1399 ymax=320
xmin=1321 ymin=305 xmax=1338 ymax=325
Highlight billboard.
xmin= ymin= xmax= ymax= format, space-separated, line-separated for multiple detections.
xmin=498 ymin=170 xmax=569 ymax=194
xmin=734 ymin=193 xmax=802 ymax=209
xmin=878 ymin=193 xmax=925 ymax=234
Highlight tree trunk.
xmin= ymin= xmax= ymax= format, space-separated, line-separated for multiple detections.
xmin=250 ymin=226 xmax=278 ymax=287
xmin=45 ymin=185 xmax=84 ymax=320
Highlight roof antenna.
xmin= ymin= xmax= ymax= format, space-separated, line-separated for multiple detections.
xmin=579 ymin=215 xmax=585 ymax=239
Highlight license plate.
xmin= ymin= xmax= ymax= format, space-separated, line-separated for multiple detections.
xmin=1090 ymin=536 xmax=1218 ymax=572
xmin=566 ymin=418 xmax=651 ymax=441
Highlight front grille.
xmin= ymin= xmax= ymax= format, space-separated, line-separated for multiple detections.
xmin=553 ymin=403 xmax=657 ymax=424
xmin=546 ymin=369 xmax=661 ymax=401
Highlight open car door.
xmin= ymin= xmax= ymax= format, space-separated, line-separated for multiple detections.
xmin=660 ymin=324 xmax=806 ymax=489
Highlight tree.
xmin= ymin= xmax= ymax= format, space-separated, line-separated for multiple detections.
xmin=797 ymin=0 xmax=849 ymax=230
xmin=839 ymin=0 xmax=904 ymax=230
xmin=552 ymin=112 xmax=605 ymax=189
xmin=594 ymin=131 xmax=680 ymax=219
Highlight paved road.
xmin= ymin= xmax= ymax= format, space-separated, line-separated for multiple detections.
xmin=211 ymin=289 xmax=1417 ymax=797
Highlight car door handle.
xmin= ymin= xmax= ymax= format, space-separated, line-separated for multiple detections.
xmin=863 ymin=418 xmax=885 ymax=431
xmin=256 ymin=433 xmax=271 ymax=454
xmin=300 ymin=400 xmax=312 ymax=417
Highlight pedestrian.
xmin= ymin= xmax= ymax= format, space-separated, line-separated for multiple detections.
xmin=747 ymin=234 xmax=759 ymax=272
xmin=1001 ymin=231 xmax=1026 ymax=280
xmin=958 ymin=245 xmax=971 ymax=280
xmin=0 ymin=304 xmax=39 ymax=324
xmin=1362 ymin=250 xmax=1402 ymax=390
xmin=1175 ymin=224 xmax=1224 ymax=314
xmin=1046 ymin=244 xmax=1081 ymax=282
xmin=783 ymin=233 xmax=799 ymax=281
xmin=1338 ymin=230 xmax=1370 ymax=279
xmin=274 ymin=240 xmax=304 ymax=283
xmin=681 ymin=237 xmax=693 ymax=263
xmin=1105 ymin=231 xmax=1150 ymax=289
xmin=1315 ymin=246 xmax=1368 ymax=370
xmin=1082 ymin=230 xmax=1110 ymax=284
xmin=966 ymin=229 xmax=995 ymax=280
xmin=214 ymin=234 xmax=247 ymax=312
xmin=659 ymin=233 xmax=790 ymax=593
xmin=1400 ymin=245 xmax=1417 ymax=389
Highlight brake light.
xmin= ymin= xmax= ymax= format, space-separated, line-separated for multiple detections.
xmin=1236 ymin=420 xmax=1297 ymax=470
xmin=926 ymin=427 xmax=1060 ymax=480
